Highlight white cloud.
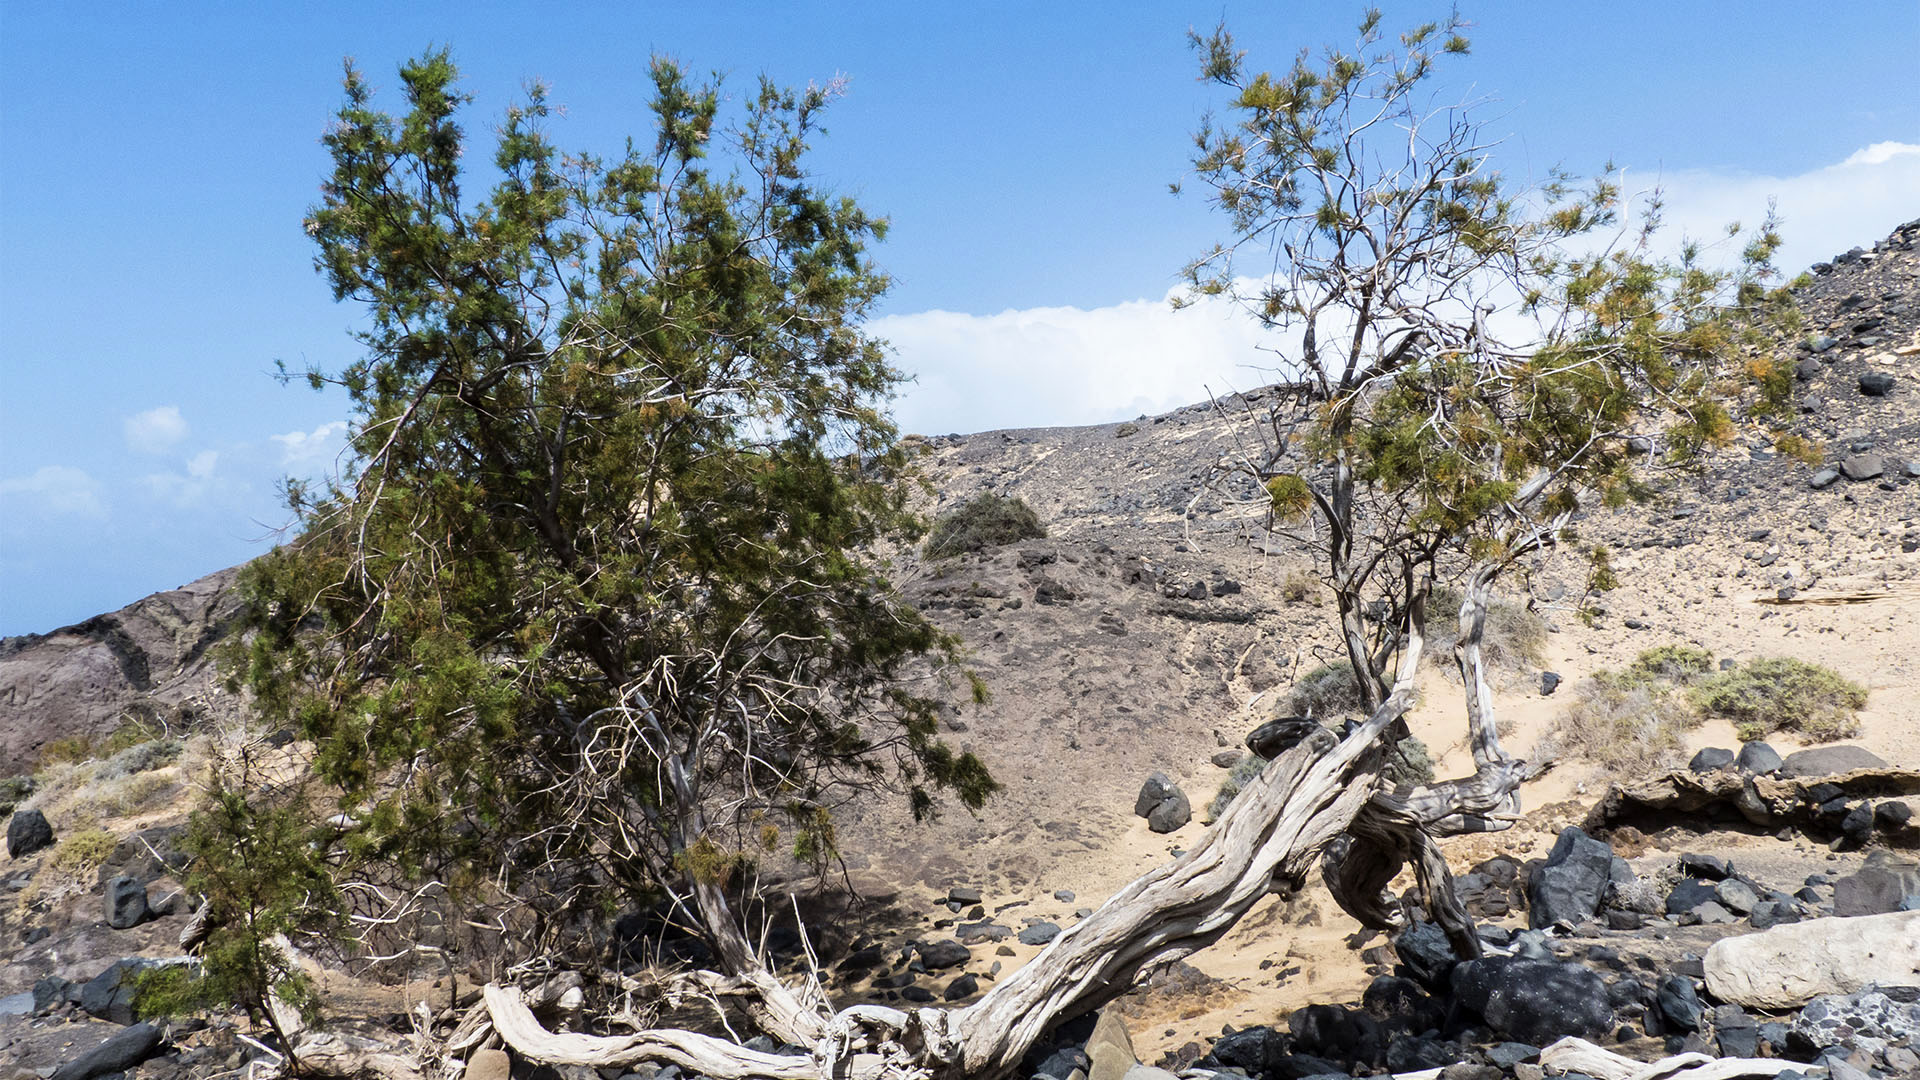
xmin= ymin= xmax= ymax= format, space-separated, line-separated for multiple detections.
xmin=881 ymin=141 xmax=1919 ymax=437
xmin=880 ymin=293 xmax=1273 ymax=436
xmin=0 ymin=465 xmax=106 ymax=519
xmin=272 ymin=420 xmax=350 ymax=471
xmin=186 ymin=450 xmax=219 ymax=479
xmin=124 ymin=406 xmax=188 ymax=455
xmin=1634 ymin=141 xmax=1920 ymax=279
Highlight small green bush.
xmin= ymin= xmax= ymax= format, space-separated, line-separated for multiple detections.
xmin=1206 ymin=752 xmax=1269 ymax=822
xmin=1625 ymin=644 xmax=1715 ymax=686
xmin=1692 ymin=657 xmax=1866 ymax=742
xmin=1282 ymin=662 xmax=1367 ymax=720
xmin=1383 ymin=735 xmax=1435 ymax=790
xmin=97 ymin=739 xmax=184 ymax=780
xmin=48 ymin=828 xmax=118 ymax=876
xmin=923 ymin=493 xmax=1046 ymax=558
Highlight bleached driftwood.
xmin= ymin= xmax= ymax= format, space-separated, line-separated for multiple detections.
xmin=1538 ymin=1036 xmax=1806 ymax=1080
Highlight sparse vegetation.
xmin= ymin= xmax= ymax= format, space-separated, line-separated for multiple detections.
xmin=1693 ymin=657 xmax=1867 ymax=742
xmin=1282 ymin=663 xmax=1367 ymax=720
xmin=923 ymin=493 xmax=1047 ymax=557
xmin=1543 ymin=673 xmax=1699 ymax=777
xmin=48 ymin=828 xmax=118 ymax=876
xmin=1383 ymin=735 xmax=1435 ymax=790
xmin=1277 ymin=566 xmax=1320 ymax=603
xmin=1426 ymin=585 xmax=1548 ymax=674
xmin=1206 ymin=753 xmax=1268 ymax=823
xmin=1542 ymin=644 xmax=1720 ymax=776
xmin=97 ymin=738 xmax=184 ymax=780
xmin=1625 ymin=644 xmax=1715 ymax=686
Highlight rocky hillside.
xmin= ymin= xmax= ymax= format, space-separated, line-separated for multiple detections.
xmin=0 ymin=568 xmax=241 ymax=776
xmin=1 ymin=220 xmax=1917 ymax=1079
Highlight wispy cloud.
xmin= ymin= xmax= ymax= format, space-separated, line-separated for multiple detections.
xmin=1642 ymin=141 xmax=1920 ymax=278
xmin=124 ymin=405 xmax=189 ymax=455
xmin=0 ymin=465 xmax=106 ymax=519
xmin=884 ymin=141 xmax=1920 ymax=436
xmin=272 ymin=420 xmax=350 ymax=471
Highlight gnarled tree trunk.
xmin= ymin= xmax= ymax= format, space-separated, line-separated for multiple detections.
xmin=422 ymin=600 xmax=1538 ymax=1080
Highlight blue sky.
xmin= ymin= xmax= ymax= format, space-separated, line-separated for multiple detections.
xmin=2 ymin=2 xmax=1917 ymax=634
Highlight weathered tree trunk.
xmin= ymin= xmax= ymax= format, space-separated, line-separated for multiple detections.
xmin=450 ymin=587 xmax=1541 ymax=1080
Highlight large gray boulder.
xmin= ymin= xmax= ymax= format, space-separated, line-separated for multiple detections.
xmin=1833 ymin=854 xmax=1920 ymax=917
xmin=1449 ymin=958 xmax=1613 ymax=1045
xmin=1704 ymin=910 xmax=1920 ymax=1008
xmin=105 ymin=875 xmax=149 ymax=929
xmin=1526 ymin=826 xmax=1612 ymax=928
xmin=1778 ymin=745 xmax=1888 ymax=778
xmin=7 ymin=807 xmax=54 ymax=858
xmin=48 ymin=1021 xmax=165 ymax=1080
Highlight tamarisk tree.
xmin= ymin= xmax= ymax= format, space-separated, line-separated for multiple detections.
xmin=225 ymin=49 xmax=995 ymax=1033
xmin=1178 ymin=10 xmax=1792 ymax=951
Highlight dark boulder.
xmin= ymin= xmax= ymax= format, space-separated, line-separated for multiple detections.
xmin=1778 ymin=745 xmax=1888 ymax=778
xmin=1735 ymin=741 xmax=1784 ymax=774
xmin=1859 ymin=372 xmax=1896 ymax=396
xmin=1833 ymin=855 xmax=1920 ymax=917
xmin=1526 ymin=827 xmax=1612 ymax=928
xmin=1687 ymin=747 xmax=1735 ymax=774
xmin=80 ymin=959 xmax=156 ymax=1025
xmin=1146 ymin=787 xmax=1191 ymax=833
xmin=1203 ymin=1026 xmax=1280 ymax=1073
xmin=1679 ymin=853 xmax=1730 ymax=880
xmin=7 ymin=808 xmax=55 ymax=858
xmin=49 ymin=1021 xmax=165 ymax=1080
xmin=915 ymin=940 xmax=971 ymax=969
xmin=1134 ymin=772 xmax=1178 ymax=817
xmin=1449 ymin=958 xmax=1613 ymax=1045
xmin=943 ymin=973 xmax=979 ymax=1000
xmin=1017 ymin=922 xmax=1061 ymax=946
xmin=1246 ymin=716 xmax=1328 ymax=760
xmin=1656 ymin=975 xmax=1704 ymax=1031
xmin=1361 ymin=974 xmax=1443 ymax=1034
xmin=105 ymin=875 xmax=149 ymax=930
xmin=1391 ymin=921 xmax=1459 ymax=992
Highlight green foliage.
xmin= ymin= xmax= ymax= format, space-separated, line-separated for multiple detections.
xmin=1382 ymin=734 xmax=1435 ymax=790
xmin=1625 ymin=644 xmax=1715 ymax=686
xmin=228 ymin=50 xmax=994 ymax=969
xmin=48 ymin=828 xmax=118 ymax=876
xmin=923 ymin=493 xmax=1047 ymax=558
xmin=0 ymin=776 xmax=34 ymax=817
xmin=1283 ymin=662 xmax=1367 ymax=719
xmin=1184 ymin=10 xmax=1795 ymax=700
xmin=1693 ymin=657 xmax=1867 ymax=742
xmin=1206 ymin=752 xmax=1269 ymax=822
xmin=174 ymin=757 xmax=335 ymax=1049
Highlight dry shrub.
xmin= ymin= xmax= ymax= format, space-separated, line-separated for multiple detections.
xmin=1542 ymin=672 xmax=1700 ymax=778
xmin=1277 ymin=566 xmax=1321 ymax=603
xmin=1693 ymin=657 xmax=1866 ymax=742
xmin=48 ymin=828 xmax=117 ymax=876
xmin=1428 ymin=584 xmax=1547 ymax=673
xmin=1281 ymin=662 xmax=1367 ymax=720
